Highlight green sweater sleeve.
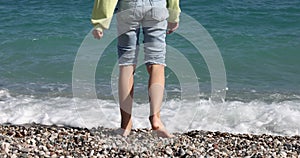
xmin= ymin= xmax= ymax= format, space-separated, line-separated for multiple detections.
xmin=167 ymin=0 xmax=181 ymax=23
xmin=91 ymin=0 xmax=181 ymax=31
xmin=91 ymin=0 xmax=118 ymax=31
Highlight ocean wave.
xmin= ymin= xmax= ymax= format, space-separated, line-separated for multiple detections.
xmin=0 ymin=89 xmax=299 ymax=136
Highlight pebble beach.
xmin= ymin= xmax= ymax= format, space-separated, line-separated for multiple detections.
xmin=0 ymin=123 xmax=299 ymax=157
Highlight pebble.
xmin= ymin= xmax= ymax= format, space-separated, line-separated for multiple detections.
xmin=0 ymin=124 xmax=299 ymax=157
xmin=1 ymin=142 xmax=10 ymax=154
xmin=11 ymin=154 xmax=17 ymax=158
xmin=179 ymin=148 xmax=185 ymax=156
xmin=186 ymin=150 xmax=193 ymax=155
xmin=165 ymin=146 xmax=173 ymax=155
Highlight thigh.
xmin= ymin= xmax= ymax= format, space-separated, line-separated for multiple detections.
xmin=117 ymin=27 xmax=140 ymax=66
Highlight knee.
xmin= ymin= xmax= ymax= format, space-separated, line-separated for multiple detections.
xmin=146 ymin=64 xmax=164 ymax=74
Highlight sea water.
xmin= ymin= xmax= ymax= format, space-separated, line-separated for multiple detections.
xmin=0 ymin=0 xmax=300 ymax=136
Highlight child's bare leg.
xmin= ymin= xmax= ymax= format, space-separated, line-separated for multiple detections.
xmin=118 ymin=65 xmax=135 ymax=136
xmin=147 ymin=64 xmax=173 ymax=138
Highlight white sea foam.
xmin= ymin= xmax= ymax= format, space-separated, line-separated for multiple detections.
xmin=0 ymin=89 xmax=299 ymax=136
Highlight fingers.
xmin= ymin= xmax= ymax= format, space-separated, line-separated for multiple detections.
xmin=92 ymin=29 xmax=103 ymax=39
xmin=166 ymin=29 xmax=174 ymax=34
xmin=167 ymin=29 xmax=175 ymax=34
xmin=167 ymin=22 xmax=179 ymax=34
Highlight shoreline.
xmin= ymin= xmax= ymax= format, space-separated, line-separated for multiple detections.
xmin=1 ymin=123 xmax=299 ymax=157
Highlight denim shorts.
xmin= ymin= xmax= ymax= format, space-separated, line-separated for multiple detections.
xmin=117 ymin=0 xmax=169 ymax=66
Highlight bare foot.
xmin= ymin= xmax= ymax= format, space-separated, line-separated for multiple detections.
xmin=112 ymin=116 xmax=133 ymax=137
xmin=149 ymin=116 xmax=174 ymax=138
xmin=114 ymin=128 xmax=131 ymax=137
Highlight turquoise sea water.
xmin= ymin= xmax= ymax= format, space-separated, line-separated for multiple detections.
xmin=0 ymin=0 xmax=300 ymax=135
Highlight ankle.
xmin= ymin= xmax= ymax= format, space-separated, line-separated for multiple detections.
xmin=149 ymin=114 xmax=160 ymax=120
xmin=121 ymin=118 xmax=132 ymax=130
xmin=149 ymin=115 xmax=162 ymax=130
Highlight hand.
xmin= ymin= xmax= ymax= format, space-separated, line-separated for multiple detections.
xmin=92 ymin=29 xmax=103 ymax=39
xmin=167 ymin=22 xmax=179 ymax=34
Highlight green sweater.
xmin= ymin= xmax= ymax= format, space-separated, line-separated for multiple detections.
xmin=91 ymin=0 xmax=181 ymax=31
